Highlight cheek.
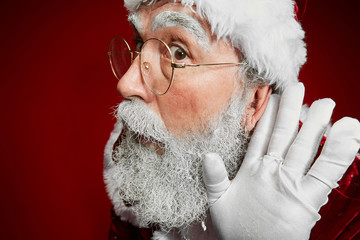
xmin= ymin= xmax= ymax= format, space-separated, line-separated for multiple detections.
xmin=157 ymin=87 xmax=201 ymax=133
xmin=156 ymin=69 xmax=237 ymax=134
xmin=199 ymin=73 xmax=236 ymax=115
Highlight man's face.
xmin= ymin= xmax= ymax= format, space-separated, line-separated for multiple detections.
xmin=117 ymin=1 xmax=243 ymax=136
xmin=109 ymin=1 xmax=251 ymax=231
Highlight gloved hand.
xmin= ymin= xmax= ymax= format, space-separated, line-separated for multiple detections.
xmin=203 ymin=83 xmax=360 ymax=240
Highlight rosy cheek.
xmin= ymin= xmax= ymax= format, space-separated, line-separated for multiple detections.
xmin=157 ymin=88 xmax=202 ymax=133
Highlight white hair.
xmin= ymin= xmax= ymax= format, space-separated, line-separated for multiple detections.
xmin=124 ymin=0 xmax=306 ymax=92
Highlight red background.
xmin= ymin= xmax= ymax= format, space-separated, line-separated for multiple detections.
xmin=0 ymin=0 xmax=359 ymax=239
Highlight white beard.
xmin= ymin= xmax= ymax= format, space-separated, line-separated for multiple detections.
xmin=109 ymin=89 xmax=250 ymax=231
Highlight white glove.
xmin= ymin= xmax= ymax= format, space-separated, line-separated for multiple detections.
xmin=203 ymin=83 xmax=360 ymax=240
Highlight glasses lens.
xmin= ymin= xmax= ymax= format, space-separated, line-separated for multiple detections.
xmin=109 ymin=37 xmax=132 ymax=80
xmin=140 ymin=39 xmax=174 ymax=95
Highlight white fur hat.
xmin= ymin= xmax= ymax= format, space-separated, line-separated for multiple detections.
xmin=124 ymin=0 xmax=306 ymax=91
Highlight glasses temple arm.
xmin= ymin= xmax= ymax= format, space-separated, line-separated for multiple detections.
xmin=172 ymin=62 xmax=244 ymax=68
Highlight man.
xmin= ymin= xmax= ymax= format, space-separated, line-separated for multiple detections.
xmin=104 ymin=0 xmax=360 ymax=239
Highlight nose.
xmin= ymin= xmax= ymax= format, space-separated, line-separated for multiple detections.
xmin=117 ymin=56 xmax=153 ymax=102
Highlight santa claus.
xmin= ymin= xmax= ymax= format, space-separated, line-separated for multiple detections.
xmin=104 ymin=0 xmax=360 ymax=239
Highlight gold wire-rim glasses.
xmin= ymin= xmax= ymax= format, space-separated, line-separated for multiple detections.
xmin=108 ymin=37 xmax=244 ymax=95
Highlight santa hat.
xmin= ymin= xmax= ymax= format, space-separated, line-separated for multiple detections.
xmin=124 ymin=0 xmax=307 ymax=92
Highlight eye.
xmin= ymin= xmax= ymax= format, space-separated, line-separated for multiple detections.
xmin=135 ymin=41 xmax=143 ymax=52
xmin=170 ymin=46 xmax=187 ymax=61
xmin=133 ymin=38 xmax=143 ymax=51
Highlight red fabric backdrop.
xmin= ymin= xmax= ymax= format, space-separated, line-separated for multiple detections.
xmin=0 ymin=0 xmax=359 ymax=239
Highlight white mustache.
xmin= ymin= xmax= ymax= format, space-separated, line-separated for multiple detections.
xmin=115 ymin=100 xmax=170 ymax=142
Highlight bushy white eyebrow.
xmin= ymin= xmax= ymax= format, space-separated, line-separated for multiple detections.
xmin=128 ymin=12 xmax=142 ymax=34
xmin=151 ymin=11 xmax=209 ymax=47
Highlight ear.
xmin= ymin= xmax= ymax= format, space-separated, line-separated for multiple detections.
xmin=244 ymin=85 xmax=272 ymax=131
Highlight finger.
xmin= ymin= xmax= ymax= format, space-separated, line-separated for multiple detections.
xmin=267 ymin=83 xmax=305 ymax=158
xmin=243 ymin=94 xmax=280 ymax=167
xmin=283 ymin=99 xmax=335 ymax=174
xmin=303 ymin=117 xmax=360 ymax=209
xmin=202 ymin=153 xmax=231 ymax=206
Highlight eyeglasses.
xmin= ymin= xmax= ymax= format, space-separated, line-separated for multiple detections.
xmin=108 ymin=37 xmax=244 ymax=95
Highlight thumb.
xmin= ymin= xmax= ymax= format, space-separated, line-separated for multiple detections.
xmin=202 ymin=153 xmax=231 ymax=206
